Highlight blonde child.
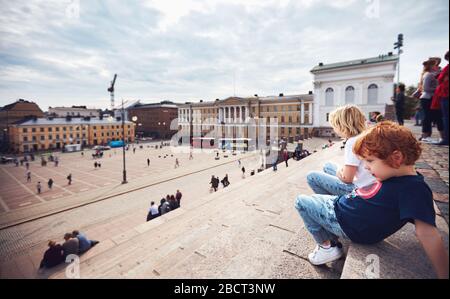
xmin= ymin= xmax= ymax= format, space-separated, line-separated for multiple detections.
xmin=295 ymin=122 xmax=448 ymax=279
xmin=306 ymin=105 xmax=376 ymax=196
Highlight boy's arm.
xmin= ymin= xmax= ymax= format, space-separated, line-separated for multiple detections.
xmin=337 ymin=165 xmax=357 ymax=184
xmin=415 ymin=219 xmax=449 ymax=279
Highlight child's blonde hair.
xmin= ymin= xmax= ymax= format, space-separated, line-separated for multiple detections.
xmin=329 ymin=105 xmax=367 ymax=138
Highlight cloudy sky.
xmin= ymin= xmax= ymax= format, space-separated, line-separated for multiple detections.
xmin=0 ymin=0 xmax=448 ymax=110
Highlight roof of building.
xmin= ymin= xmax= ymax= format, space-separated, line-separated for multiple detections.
xmin=178 ymin=94 xmax=314 ymax=108
xmin=130 ymin=102 xmax=179 ymax=109
xmin=49 ymin=106 xmax=99 ymax=111
xmin=310 ymin=53 xmax=399 ymax=73
xmin=14 ymin=117 xmax=134 ymax=126
xmin=0 ymin=99 xmax=43 ymax=112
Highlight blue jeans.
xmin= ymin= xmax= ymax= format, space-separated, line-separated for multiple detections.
xmin=441 ymin=98 xmax=449 ymax=144
xmin=295 ymin=194 xmax=348 ymax=244
xmin=307 ymin=162 xmax=355 ymax=196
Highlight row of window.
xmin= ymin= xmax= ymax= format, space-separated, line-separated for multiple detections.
xmin=181 ymin=104 xmax=313 ymax=116
xmin=23 ymin=134 xmax=87 ymax=142
xmin=22 ymin=126 xmax=87 ymax=133
xmin=22 ymin=131 xmax=131 ymax=142
xmin=21 ymin=125 xmax=132 ymax=133
xmin=93 ymin=131 xmax=131 ymax=137
xmin=325 ymin=84 xmax=379 ymax=106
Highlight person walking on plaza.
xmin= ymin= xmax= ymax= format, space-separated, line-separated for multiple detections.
xmin=94 ymin=161 xmax=98 ymax=169
xmin=54 ymin=157 xmax=59 ymax=167
xmin=26 ymin=170 xmax=31 ymax=183
xmin=241 ymin=166 xmax=246 ymax=178
xmin=147 ymin=158 xmax=150 ymax=167
xmin=176 ymin=190 xmax=182 ymax=207
xmin=67 ymin=173 xmax=72 ymax=185
xmin=37 ymin=181 xmax=42 ymax=194
xmin=210 ymin=175 xmax=219 ymax=192
xmin=48 ymin=178 xmax=54 ymax=190
xmin=98 ymin=162 xmax=101 ymax=168
xmin=221 ymin=174 xmax=230 ymax=187
xmin=174 ymin=158 xmax=180 ymax=169
xmin=25 ymin=162 xmax=29 ymax=170
xmin=283 ymin=150 xmax=289 ymax=168
xmin=393 ymin=83 xmax=406 ymax=126
xmin=189 ymin=151 xmax=193 ymax=160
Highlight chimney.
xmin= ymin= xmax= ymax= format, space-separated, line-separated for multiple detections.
xmin=319 ymin=62 xmax=324 ymax=66
xmin=254 ymin=94 xmax=258 ymax=97
xmin=279 ymin=93 xmax=284 ymax=97
xmin=388 ymin=52 xmax=393 ymax=56
xmin=308 ymin=91 xmax=313 ymax=95
xmin=200 ymin=100 xmax=203 ymax=103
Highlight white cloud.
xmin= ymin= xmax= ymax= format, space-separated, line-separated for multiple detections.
xmin=0 ymin=0 xmax=449 ymax=109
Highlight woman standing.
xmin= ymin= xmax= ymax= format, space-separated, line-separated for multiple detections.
xmin=419 ymin=60 xmax=443 ymax=142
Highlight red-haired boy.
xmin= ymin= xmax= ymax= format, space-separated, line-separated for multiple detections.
xmin=295 ymin=121 xmax=448 ymax=278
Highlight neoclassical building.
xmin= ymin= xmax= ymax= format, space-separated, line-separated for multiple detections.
xmin=311 ymin=53 xmax=398 ymax=136
xmin=177 ymin=94 xmax=314 ymax=151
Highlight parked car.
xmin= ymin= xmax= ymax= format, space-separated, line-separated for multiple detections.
xmin=93 ymin=145 xmax=111 ymax=151
xmin=1 ymin=156 xmax=14 ymax=164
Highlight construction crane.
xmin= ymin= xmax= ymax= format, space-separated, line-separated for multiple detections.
xmin=108 ymin=74 xmax=117 ymax=111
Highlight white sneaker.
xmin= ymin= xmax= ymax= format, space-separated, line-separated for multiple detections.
xmin=308 ymin=244 xmax=344 ymax=266
xmin=421 ymin=137 xmax=435 ymax=143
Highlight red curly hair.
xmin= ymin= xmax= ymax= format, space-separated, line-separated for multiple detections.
xmin=353 ymin=121 xmax=422 ymax=167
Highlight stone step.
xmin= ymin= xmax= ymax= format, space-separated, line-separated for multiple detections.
xmin=341 ymin=209 xmax=449 ymax=279
xmin=47 ymin=145 xmax=344 ymax=278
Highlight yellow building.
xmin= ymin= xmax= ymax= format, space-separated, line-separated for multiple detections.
xmin=177 ymin=93 xmax=314 ymax=150
xmin=9 ymin=117 xmax=135 ymax=153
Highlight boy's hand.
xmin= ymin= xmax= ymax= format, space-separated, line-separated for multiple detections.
xmin=415 ymin=220 xmax=449 ymax=279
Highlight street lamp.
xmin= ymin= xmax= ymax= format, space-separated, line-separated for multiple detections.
xmin=121 ymin=100 xmax=128 ymax=184
xmin=394 ymin=33 xmax=404 ymax=89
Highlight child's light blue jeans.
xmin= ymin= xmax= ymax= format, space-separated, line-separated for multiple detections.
xmin=307 ymin=162 xmax=355 ymax=196
xmin=294 ymin=194 xmax=348 ymax=244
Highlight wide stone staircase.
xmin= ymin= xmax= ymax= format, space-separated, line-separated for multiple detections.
xmin=30 ymin=144 xmax=450 ymax=279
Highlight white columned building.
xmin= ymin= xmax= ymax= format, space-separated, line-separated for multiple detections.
xmin=311 ymin=53 xmax=398 ymax=135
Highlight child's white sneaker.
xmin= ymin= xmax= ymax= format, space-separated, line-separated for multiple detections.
xmin=308 ymin=244 xmax=344 ymax=265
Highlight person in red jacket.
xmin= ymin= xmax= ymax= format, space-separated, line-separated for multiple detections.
xmin=429 ymin=57 xmax=446 ymax=145
xmin=433 ymin=51 xmax=449 ymax=145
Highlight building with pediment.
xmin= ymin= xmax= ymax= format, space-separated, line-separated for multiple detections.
xmin=177 ymin=52 xmax=399 ymax=146
xmin=177 ymin=93 xmax=314 ymax=151
xmin=311 ymin=53 xmax=399 ymax=136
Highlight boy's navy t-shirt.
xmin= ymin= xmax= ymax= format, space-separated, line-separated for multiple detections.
xmin=334 ymin=174 xmax=436 ymax=245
